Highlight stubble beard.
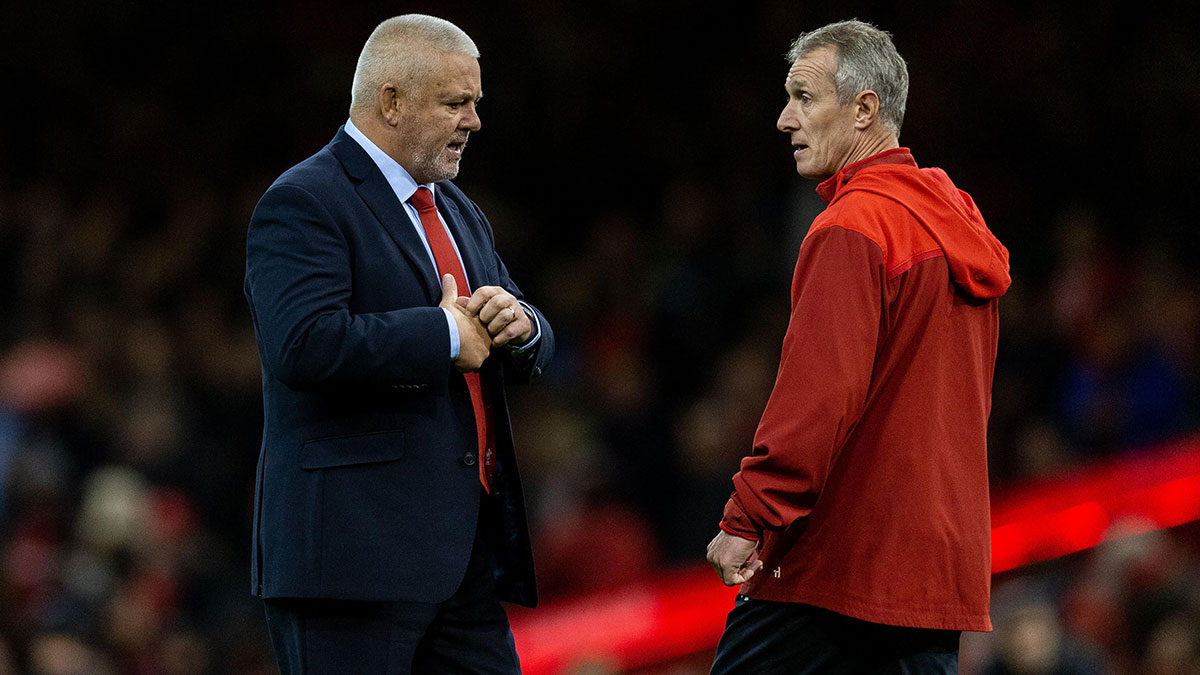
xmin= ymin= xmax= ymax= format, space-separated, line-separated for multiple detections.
xmin=411 ymin=146 xmax=461 ymax=184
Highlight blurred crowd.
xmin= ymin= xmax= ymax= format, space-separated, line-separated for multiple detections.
xmin=962 ymin=522 xmax=1200 ymax=675
xmin=1 ymin=0 xmax=1199 ymax=672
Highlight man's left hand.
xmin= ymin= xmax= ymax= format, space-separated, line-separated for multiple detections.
xmin=459 ymin=286 xmax=532 ymax=347
xmin=707 ymin=530 xmax=763 ymax=586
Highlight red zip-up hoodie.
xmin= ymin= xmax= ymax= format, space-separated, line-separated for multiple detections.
xmin=720 ymin=148 xmax=1009 ymax=631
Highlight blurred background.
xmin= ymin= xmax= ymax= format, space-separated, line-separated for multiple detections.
xmin=2 ymin=0 xmax=1200 ymax=673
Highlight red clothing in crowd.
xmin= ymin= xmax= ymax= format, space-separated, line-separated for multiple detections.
xmin=720 ymin=148 xmax=1010 ymax=631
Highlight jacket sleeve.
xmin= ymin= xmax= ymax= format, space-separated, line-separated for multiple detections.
xmin=244 ymin=183 xmax=452 ymax=390
xmin=721 ymin=225 xmax=885 ymax=539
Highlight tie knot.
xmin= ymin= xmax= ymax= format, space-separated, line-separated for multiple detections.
xmin=409 ymin=186 xmax=436 ymax=214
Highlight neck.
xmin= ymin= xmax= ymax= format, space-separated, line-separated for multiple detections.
xmin=349 ymin=113 xmax=396 ymax=160
xmin=840 ymin=129 xmax=900 ymax=172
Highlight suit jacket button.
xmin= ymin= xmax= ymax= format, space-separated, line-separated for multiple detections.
xmin=533 ymin=367 xmax=542 ymax=377
xmin=463 ymin=452 xmax=477 ymax=466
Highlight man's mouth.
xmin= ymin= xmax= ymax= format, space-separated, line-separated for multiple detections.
xmin=447 ymin=139 xmax=467 ymax=156
xmin=793 ymin=143 xmax=809 ymax=157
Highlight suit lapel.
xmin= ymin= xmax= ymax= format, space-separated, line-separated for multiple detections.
xmin=434 ymin=191 xmax=491 ymax=291
xmin=357 ymin=173 xmax=443 ymax=302
xmin=330 ymin=128 xmax=441 ymax=303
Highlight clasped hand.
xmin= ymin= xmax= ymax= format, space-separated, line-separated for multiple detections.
xmin=707 ymin=530 xmax=764 ymax=586
xmin=438 ymin=274 xmax=533 ymax=372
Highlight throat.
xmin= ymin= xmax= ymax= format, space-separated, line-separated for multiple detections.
xmin=843 ymin=132 xmax=900 ymax=168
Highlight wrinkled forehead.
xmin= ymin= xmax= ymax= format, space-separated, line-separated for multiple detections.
xmin=422 ymin=51 xmax=482 ymax=93
xmin=786 ymin=46 xmax=838 ymax=90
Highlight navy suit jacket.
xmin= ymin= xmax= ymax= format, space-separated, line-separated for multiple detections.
xmin=244 ymin=127 xmax=552 ymax=607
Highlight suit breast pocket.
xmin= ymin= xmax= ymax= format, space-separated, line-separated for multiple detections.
xmin=299 ymin=429 xmax=405 ymax=469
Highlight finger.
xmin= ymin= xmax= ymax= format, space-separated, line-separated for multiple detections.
xmin=727 ymin=568 xmax=753 ymax=585
xmin=725 ymin=556 xmax=758 ymax=584
xmin=710 ymin=560 xmax=730 ymax=583
xmin=492 ymin=317 xmax=530 ymax=347
xmin=713 ymin=554 xmax=738 ymax=579
xmin=486 ymin=308 xmax=522 ymax=338
xmin=465 ymin=287 xmax=503 ymax=316
xmin=721 ymin=569 xmax=744 ymax=586
xmin=455 ymin=296 xmax=469 ymax=308
xmin=478 ymin=294 xmax=516 ymax=324
xmin=486 ymin=312 xmax=508 ymax=337
xmin=439 ymin=274 xmax=457 ymax=305
xmin=736 ymin=557 xmax=763 ymax=583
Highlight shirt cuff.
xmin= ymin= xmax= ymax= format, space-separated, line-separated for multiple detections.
xmin=442 ymin=308 xmax=460 ymax=360
xmin=507 ymin=300 xmax=541 ymax=353
xmin=720 ymin=492 xmax=761 ymax=541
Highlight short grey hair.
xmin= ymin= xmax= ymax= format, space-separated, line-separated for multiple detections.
xmin=350 ymin=14 xmax=480 ymax=113
xmin=787 ymin=20 xmax=908 ymax=136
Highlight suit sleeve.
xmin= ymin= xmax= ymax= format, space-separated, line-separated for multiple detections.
xmin=466 ymin=199 xmax=554 ymax=384
xmin=245 ymin=183 xmax=452 ymax=390
xmin=721 ymin=226 xmax=885 ymax=539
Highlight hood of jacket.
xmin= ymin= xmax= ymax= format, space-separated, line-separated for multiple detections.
xmin=827 ymin=158 xmax=1011 ymax=299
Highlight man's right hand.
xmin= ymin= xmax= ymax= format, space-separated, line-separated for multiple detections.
xmin=439 ymin=274 xmax=491 ymax=372
xmin=707 ymin=530 xmax=763 ymax=586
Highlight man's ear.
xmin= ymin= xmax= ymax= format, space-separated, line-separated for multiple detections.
xmin=379 ymin=84 xmax=404 ymax=126
xmin=853 ymin=90 xmax=880 ymax=130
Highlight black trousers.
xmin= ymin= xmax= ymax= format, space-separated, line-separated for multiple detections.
xmin=711 ymin=596 xmax=961 ymax=675
xmin=263 ymin=506 xmax=520 ymax=675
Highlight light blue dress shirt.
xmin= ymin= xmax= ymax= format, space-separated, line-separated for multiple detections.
xmin=343 ymin=119 xmax=539 ymax=360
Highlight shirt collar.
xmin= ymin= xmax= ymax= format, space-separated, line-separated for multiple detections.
xmin=343 ymin=118 xmax=436 ymax=204
xmin=816 ymin=147 xmax=916 ymax=204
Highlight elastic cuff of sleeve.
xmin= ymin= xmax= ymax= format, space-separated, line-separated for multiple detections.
xmin=719 ymin=520 xmax=760 ymax=541
xmin=721 ymin=492 xmax=762 ymax=540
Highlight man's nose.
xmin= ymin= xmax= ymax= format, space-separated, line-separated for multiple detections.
xmin=777 ymin=104 xmax=798 ymax=133
xmin=461 ymin=103 xmax=481 ymax=131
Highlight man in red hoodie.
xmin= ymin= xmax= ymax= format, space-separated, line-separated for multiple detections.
xmin=706 ymin=20 xmax=1010 ymax=674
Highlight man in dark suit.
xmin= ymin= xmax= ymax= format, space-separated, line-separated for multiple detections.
xmin=243 ymin=14 xmax=553 ymax=674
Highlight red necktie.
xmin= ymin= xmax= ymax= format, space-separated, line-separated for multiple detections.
xmin=409 ymin=187 xmax=494 ymax=492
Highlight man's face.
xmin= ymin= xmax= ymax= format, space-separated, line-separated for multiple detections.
xmin=776 ymin=47 xmax=859 ymax=180
xmin=393 ymin=52 xmax=482 ymax=184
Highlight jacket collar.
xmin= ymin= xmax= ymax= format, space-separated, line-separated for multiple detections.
xmin=816 ymin=147 xmax=916 ymax=204
xmin=329 ymin=127 xmax=443 ymax=302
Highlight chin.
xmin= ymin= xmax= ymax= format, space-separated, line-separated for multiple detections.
xmin=795 ymin=162 xmax=834 ymax=181
xmin=435 ymin=161 xmax=461 ymax=182
xmin=794 ymin=166 xmax=822 ymax=180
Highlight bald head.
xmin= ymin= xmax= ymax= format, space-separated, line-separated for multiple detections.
xmin=349 ymin=14 xmax=479 ymax=114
